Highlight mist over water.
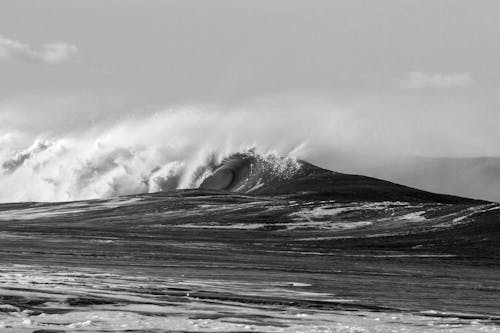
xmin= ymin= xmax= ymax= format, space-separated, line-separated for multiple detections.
xmin=0 ymin=105 xmax=318 ymax=202
xmin=1 ymin=97 xmax=500 ymax=203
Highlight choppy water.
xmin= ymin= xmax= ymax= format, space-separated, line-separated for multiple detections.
xmin=0 ymin=191 xmax=499 ymax=332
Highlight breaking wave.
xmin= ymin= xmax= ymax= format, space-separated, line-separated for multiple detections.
xmin=0 ymin=107 xmax=314 ymax=202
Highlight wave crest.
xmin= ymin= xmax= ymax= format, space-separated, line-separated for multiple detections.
xmin=0 ymin=138 xmax=304 ymax=202
xmin=0 ymin=105 xmax=327 ymax=202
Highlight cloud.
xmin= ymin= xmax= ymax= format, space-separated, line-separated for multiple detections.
xmin=402 ymin=71 xmax=474 ymax=89
xmin=0 ymin=35 xmax=79 ymax=64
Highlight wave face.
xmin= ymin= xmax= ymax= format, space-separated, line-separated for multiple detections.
xmin=198 ymin=153 xmax=321 ymax=192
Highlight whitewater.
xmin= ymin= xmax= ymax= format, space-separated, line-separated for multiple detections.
xmin=0 ymin=105 xmax=328 ymax=202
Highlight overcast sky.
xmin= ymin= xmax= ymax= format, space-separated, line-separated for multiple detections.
xmin=1 ymin=0 xmax=500 ymax=157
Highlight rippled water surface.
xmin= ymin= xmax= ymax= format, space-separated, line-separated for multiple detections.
xmin=0 ymin=191 xmax=499 ymax=332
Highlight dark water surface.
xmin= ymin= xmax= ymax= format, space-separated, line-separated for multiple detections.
xmin=0 ymin=190 xmax=499 ymax=332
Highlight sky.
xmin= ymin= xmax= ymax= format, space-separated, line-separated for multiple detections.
xmin=1 ymin=0 xmax=500 ymax=201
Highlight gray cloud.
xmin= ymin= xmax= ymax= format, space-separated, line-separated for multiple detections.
xmin=0 ymin=35 xmax=79 ymax=64
xmin=402 ymin=71 xmax=475 ymax=89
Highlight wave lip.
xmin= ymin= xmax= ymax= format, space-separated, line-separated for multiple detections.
xmin=199 ymin=153 xmax=324 ymax=194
